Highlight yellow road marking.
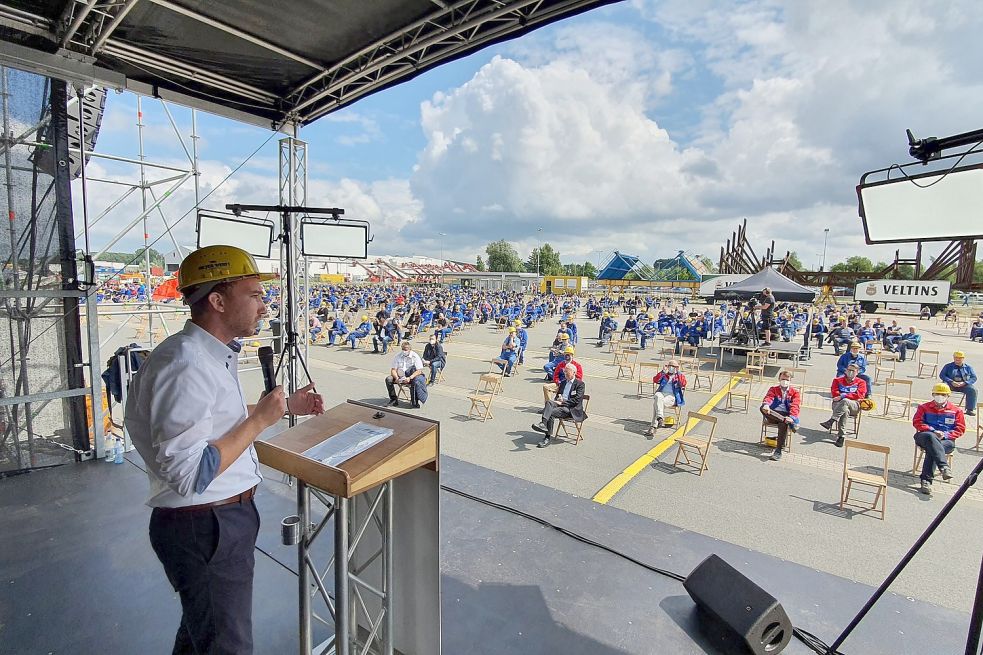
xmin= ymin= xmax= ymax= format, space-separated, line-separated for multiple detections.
xmin=592 ymin=374 xmax=741 ymax=505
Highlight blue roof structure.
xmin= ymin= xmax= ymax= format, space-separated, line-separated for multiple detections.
xmin=597 ymin=252 xmax=656 ymax=281
xmin=652 ymin=250 xmax=711 ymax=281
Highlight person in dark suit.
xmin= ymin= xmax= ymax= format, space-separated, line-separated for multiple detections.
xmin=531 ymin=365 xmax=586 ymax=448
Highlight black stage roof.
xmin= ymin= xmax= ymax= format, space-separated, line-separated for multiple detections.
xmin=0 ymin=0 xmax=619 ymax=129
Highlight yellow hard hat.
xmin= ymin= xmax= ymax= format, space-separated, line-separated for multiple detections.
xmin=603 ymin=312 xmax=609 ymax=317
xmin=508 ymin=326 xmax=516 ymax=333
xmin=513 ymin=319 xmax=521 ymax=325
xmin=559 ymin=333 xmax=569 ymax=340
xmin=954 ymin=351 xmax=966 ymax=359
xmin=564 ymin=346 xmax=575 ymax=355
xmin=932 ymin=383 xmax=951 ymax=395
xmin=178 ymin=245 xmax=276 ymax=293
xmin=858 ymin=398 xmax=876 ymax=412
xmin=361 ymin=315 xmax=368 ymax=321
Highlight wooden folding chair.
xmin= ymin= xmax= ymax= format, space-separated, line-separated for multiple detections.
xmin=726 ymin=373 xmax=752 ymax=412
xmin=636 ymin=362 xmax=661 ymax=397
xmin=615 ymin=349 xmax=638 ymax=380
xmin=746 ymin=351 xmax=766 ymax=382
xmin=873 ymin=364 xmax=895 ymax=385
xmin=607 ymin=337 xmax=624 ymax=354
xmin=658 ymin=337 xmax=677 ymax=360
xmin=759 ymin=414 xmax=791 ymax=452
xmin=467 ymin=391 xmax=495 ymax=421
xmin=825 ymin=406 xmax=863 ymax=437
xmin=917 ymin=350 xmax=940 ymax=378
xmin=426 ymin=362 xmax=446 ymax=384
xmin=671 ymin=411 xmax=717 ymax=476
xmin=692 ymin=357 xmax=717 ymax=391
xmin=912 ymin=443 xmax=954 ymax=476
xmin=680 ymin=344 xmax=698 ymax=360
xmin=840 ymin=441 xmax=890 ymax=520
xmin=556 ymin=395 xmax=590 ymax=445
xmin=396 ymin=383 xmax=412 ymax=402
xmin=882 ymin=378 xmax=913 ymax=419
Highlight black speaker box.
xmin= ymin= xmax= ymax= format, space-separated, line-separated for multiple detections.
xmin=683 ymin=554 xmax=792 ymax=654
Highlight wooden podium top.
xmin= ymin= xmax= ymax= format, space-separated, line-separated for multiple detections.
xmin=255 ymin=400 xmax=439 ymax=498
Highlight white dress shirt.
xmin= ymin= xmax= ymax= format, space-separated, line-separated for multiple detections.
xmin=391 ymin=350 xmax=423 ymax=378
xmin=125 ymin=321 xmax=262 ymax=508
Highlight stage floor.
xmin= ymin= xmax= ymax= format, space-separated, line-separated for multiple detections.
xmin=0 ymin=454 xmax=969 ymax=654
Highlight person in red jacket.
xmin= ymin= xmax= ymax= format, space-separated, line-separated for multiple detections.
xmin=552 ymin=347 xmax=583 ymax=384
xmin=760 ymin=368 xmax=801 ymax=461
xmin=643 ymin=359 xmax=686 ymax=436
xmin=912 ymin=383 xmax=966 ymax=496
xmin=820 ymin=363 xmax=866 ymax=446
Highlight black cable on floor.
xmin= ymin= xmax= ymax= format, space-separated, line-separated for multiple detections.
xmin=439 ymin=483 xmax=847 ymax=655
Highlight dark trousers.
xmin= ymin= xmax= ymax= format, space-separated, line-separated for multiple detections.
xmin=913 ymin=431 xmax=955 ymax=482
xmin=760 ymin=407 xmax=791 ymax=449
xmin=149 ymin=499 xmax=260 ymax=655
xmin=542 ymin=400 xmax=573 ymax=435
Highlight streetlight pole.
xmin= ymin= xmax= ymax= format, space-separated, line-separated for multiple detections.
xmin=536 ymin=227 xmax=543 ymax=277
xmin=821 ymin=228 xmax=830 ymax=271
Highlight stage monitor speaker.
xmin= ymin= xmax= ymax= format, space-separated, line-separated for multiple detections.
xmin=683 ymin=554 xmax=792 ymax=655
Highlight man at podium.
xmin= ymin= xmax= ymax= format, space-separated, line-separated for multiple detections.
xmin=125 ymin=245 xmax=324 ymax=655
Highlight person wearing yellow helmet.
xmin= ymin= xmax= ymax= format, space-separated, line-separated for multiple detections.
xmin=514 ymin=321 xmax=529 ymax=365
xmin=598 ymin=312 xmax=618 ymax=346
xmin=346 ymin=314 xmax=373 ymax=349
xmin=913 ymin=382 xmax=966 ymax=495
xmin=125 ymin=244 xmax=323 ymax=653
xmin=493 ymin=326 xmax=519 ymax=376
xmin=940 ymin=351 xmax=977 ymax=416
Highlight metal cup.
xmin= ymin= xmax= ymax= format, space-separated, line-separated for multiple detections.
xmin=281 ymin=515 xmax=301 ymax=546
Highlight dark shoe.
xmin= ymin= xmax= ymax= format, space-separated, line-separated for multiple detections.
xmin=531 ymin=422 xmax=548 ymax=434
xmin=536 ymin=437 xmax=551 ymax=448
xmin=820 ymin=419 xmax=834 ymax=430
xmin=770 ymin=449 xmax=783 ymax=461
xmin=789 ymin=422 xmax=799 ymax=433
xmin=412 ymin=403 xmax=421 ymax=409
xmin=643 ymin=427 xmax=655 ymax=437
xmin=941 ymin=466 xmax=953 ymax=482
xmin=967 ymin=411 xmax=976 ymax=417
xmin=387 ymin=399 xmax=399 ymax=407
xmin=656 ymin=417 xmax=664 ymax=428
xmin=920 ymin=480 xmax=932 ymax=495
xmin=835 ymin=435 xmax=845 ymax=448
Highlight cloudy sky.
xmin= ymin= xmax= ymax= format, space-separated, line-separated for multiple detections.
xmin=75 ymin=0 xmax=983 ymax=271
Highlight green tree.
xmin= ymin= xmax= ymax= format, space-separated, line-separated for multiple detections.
xmin=485 ymin=240 xmax=524 ymax=272
xmin=526 ymin=243 xmax=563 ymax=276
xmin=582 ymin=261 xmax=598 ymax=279
xmin=475 ymin=255 xmax=486 ymax=272
xmin=975 ymin=259 xmax=983 ymax=284
xmin=786 ymin=251 xmax=803 ymax=269
xmin=830 ymin=256 xmax=874 ymax=273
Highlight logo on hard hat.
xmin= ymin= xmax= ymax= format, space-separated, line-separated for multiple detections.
xmin=865 ymin=284 xmax=877 ymax=296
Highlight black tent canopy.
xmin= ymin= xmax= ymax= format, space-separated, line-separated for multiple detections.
xmin=713 ymin=267 xmax=817 ymax=303
xmin=0 ymin=0 xmax=618 ymax=129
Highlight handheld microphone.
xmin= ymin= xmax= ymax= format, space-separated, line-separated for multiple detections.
xmin=258 ymin=346 xmax=276 ymax=394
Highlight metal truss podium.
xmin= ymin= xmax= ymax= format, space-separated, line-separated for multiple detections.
xmin=256 ymin=400 xmax=441 ymax=655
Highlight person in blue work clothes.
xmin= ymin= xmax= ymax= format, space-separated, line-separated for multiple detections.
xmin=347 ymin=315 xmax=372 ymax=349
xmin=940 ymin=351 xmax=977 ymax=416
xmin=373 ymin=318 xmax=400 ymax=354
xmin=514 ymin=320 xmax=529 ymax=365
xmin=912 ymin=383 xmax=965 ymax=496
xmin=126 ymin=245 xmax=324 ymax=654
xmin=897 ymin=326 xmax=921 ymax=362
xmin=837 ymin=341 xmax=872 ymax=398
xmin=493 ymin=326 xmax=519 ymax=376
xmin=639 ymin=316 xmax=659 ymax=349
xmin=643 ymin=359 xmax=686 ymax=436
xmin=326 ymin=315 xmax=349 ymax=345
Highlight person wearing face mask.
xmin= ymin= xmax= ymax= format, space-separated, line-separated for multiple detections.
xmin=939 ymin=351 xmax=977 ymax=416
xmin=760 ymin=369 xmax=801 ymax=461
xmin=912 ymin=383 xmax=966 ymax=495
xmin=643 ymin=359 xmax=686 ymax=436
xmin=820 ymin=363 xmax=866 ymax=446
xmin=422 ymin=333 xmax=447 ymax=386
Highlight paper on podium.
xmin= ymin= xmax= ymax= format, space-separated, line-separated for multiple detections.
xmin=302 ymin=422 xmax=394 ymax=467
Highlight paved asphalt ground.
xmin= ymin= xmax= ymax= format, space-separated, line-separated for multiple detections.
xmin=98 ymin=303 xmax=983 ymax=613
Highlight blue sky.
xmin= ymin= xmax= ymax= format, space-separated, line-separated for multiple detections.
xmin=77 ymin=0 xmax=983 ymax=270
